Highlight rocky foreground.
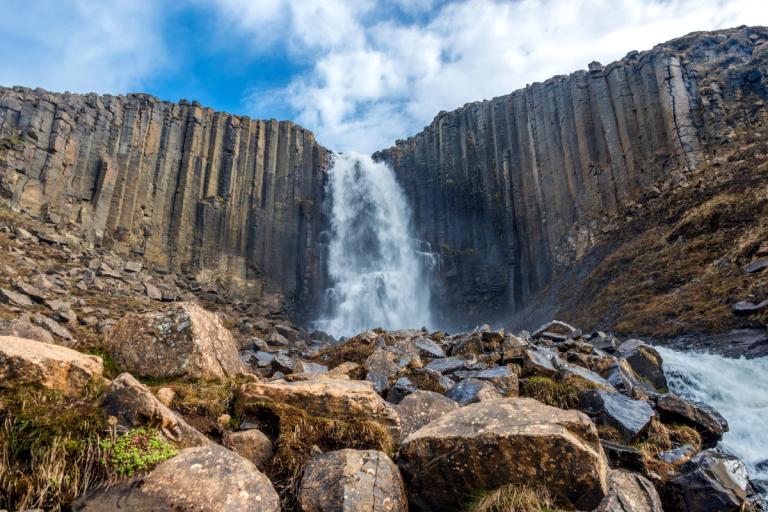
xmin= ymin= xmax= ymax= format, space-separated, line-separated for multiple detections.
xmin=0 ymin=216 xmax=762 ymax=512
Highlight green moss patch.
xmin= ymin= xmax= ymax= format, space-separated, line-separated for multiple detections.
xmin=100 ymin=427 xmax=177 ymax=477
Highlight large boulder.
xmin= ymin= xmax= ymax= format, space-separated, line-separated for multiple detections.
xmin=395 ymin=390 xmax=459 ymax=438
xmin=74 ymin=444 xmax=279 ymax=511
xmin=615 ymin=339 xmax=667 ymax=391
xmin=595 ymin=470 xmax=663 ymax=511
xmin=100 ymin=373 xmax=210 ymax=447
xmin=299 ymin=449 xmax=407 ymax=512
xmin=662 ymin=449 xmax=750 ymax=512
xmin=236 ymin=379 xmax=401 ymax=442
xmin=655 ymin=394 xmax=728 ymax=448
xmin=0 ymin=335 xmax=103 ymax=396
xmin=398 ymin=397 xmax=609 ymax=511
xmin=104 ymin=302 xmax=245 ymax=380
xmin=580 ymin=389 xmax=655 ymax=443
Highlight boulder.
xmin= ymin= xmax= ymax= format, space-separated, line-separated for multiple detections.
xmin=364 ymin=348 xmax=401 ymax=393
xmin=236 ymin=379 xmax=401 ymax=442
xmin=299 ymin=449 xmax=407 ymax=512
xmin=595 ymin=470 xmax=663 ymax=512
xmin=104 ymin=302 xmax=245 ymax=381
xmin=423 ymin=356 xmax=466 ymax=374
xmin=74 ymin=444 xmax=279 ymax=511
xmin=655 ymin=394 xmax=728 ymax=448
xmin=521 ymin=347 xmax=560 ymax=377
xmin=662 ymin=450 xmax=750 ymax=512
xmin=225 ymin=428 xmax=273 ymax=468
xmin=0 ymin=336 xmax=103 ymax=396
xmin=453 ymin=365 xmax=519 ymax=396
xmin=444 ymin=377 xmax=502 ymax=405
xmin=398 ymin=398 xmax=608 ymax=511
xmin=395 ymin=390 xmax=459 ymax=438
xmin=601 ymin=440 xmax=645 ymax=472
xmin=579 ymin=390 xmax=655 ymax=443
xmin=413 ymin=337 xmax=445 ymax=358
xmin=100 ymin=373 xmax=210 ymax=447
xmin=386 ymin=376 xmax=417 ymax=404
xmin=615 ymin=340 xmax=667 ymax=391
xmin=0 ymin=287 xmax=33 ymax=306
xmin=0 ymin=317 xmax=54 ymax=343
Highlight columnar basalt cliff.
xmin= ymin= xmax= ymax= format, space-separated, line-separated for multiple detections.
xmin=375 ymin=26 xmax=768 ymax=331
xmin=0 ymin=89 xmax=331 ymax=309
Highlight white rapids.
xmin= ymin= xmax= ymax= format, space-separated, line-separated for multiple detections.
xmin=657 ymin=346 xmax=768 ymax=480
xmin=317 ymin=152 xmax=433 ymax=337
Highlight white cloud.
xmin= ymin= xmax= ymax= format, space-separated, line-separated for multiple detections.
xmin=228 ymin=0 xmax=768 ymax=153
xmin=0 ymin=0 xmax=166 ymax=94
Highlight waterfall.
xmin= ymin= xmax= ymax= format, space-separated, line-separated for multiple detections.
xmin=317 ymin=152 xmax=434 ymax=337
xmin=657 ymin=346 xmax=768 ymax=480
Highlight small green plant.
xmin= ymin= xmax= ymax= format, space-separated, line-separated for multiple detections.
xmin=100 ymin=427 xmax=177 ymax=477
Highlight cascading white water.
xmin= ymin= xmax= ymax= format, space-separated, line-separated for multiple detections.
xmin=657 ymin=346 xmax=768 ymax=480
xmin=317 ymin=152 xmax=433 ymax=337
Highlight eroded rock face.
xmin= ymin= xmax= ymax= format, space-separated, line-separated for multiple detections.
xmin=236 ymin=379 xmax=401 ymax=442
xmin=74 ymin=444 xmax=279 ymax=511
xmin=299 ymin=449 xmax=407 ymax=512
xmin=397 ymin=397 xmax=608 ymax=511
xmin=0 ymin=335 xmax=102 ymax=395
xmin=105 ymin=302 xmax=245 ymax=380
xmin=100 ymin=373 xmax=210 ymax=447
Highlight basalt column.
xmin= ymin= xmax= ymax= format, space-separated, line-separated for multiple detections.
xmin=0 ymin=88 xmax=331 ymax=309
xmin=375 ymin=27 xmax=766 ymax=327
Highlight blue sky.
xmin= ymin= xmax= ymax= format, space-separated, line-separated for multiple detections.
xmin=1 ymin=0 xmax=766 ymax=152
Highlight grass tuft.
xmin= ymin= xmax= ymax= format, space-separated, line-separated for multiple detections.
xmin=465 ymin=483 xmax=562 ymax=512
xmin=519 ymin=376 xmax=592 ymax=409
xmin=0 ymin=386 xmax=108 ymax=511
xmin=241 ymin=400 xmax=394 ymax=510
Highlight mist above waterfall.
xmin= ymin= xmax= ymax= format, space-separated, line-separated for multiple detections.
xmin=317 ymin=152 xmax=433 ymax=338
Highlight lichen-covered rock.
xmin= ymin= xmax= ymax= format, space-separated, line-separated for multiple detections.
xmin=236 ymin=379 xmax=401 ymax=442
xmin=74 ymin=444 xmax=279 ymax=511
xmin=100 ymin=373 xmax=210 ymax=447
xmin=595 ymin=470 xmax=663 ymax=512
xmin=105 ymin=302 xmax=245 ymax=380
xmin=0 ymin=335 xmax=102 ymax=395
xmin=397 ymin=397 xmax=608 ymax=511
xmin=395 ymin=390 xmax=459 ymax=438
xmin=225 ymin=428 xmax=273 ymax=468
xmin=299 ymin=449 xmax=407 ymax=512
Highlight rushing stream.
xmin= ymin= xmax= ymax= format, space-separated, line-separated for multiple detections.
xmin=657 ymin=346 xmax=768 ymax=481
xmin=317 ymin=152 xmax=433 ymax=337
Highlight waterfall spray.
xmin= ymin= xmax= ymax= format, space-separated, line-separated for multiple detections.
xmin=317 ymin=152 xmax=433 ymax=337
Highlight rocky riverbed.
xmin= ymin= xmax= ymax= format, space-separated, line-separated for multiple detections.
xmin=0 ymin=192 xmax=765 ymax=512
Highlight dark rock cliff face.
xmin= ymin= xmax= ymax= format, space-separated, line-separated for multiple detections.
xmin=0 ymin=88 xmax=331 ymax=312
xmin=374 ymin=26 xmax=768 ymax=330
